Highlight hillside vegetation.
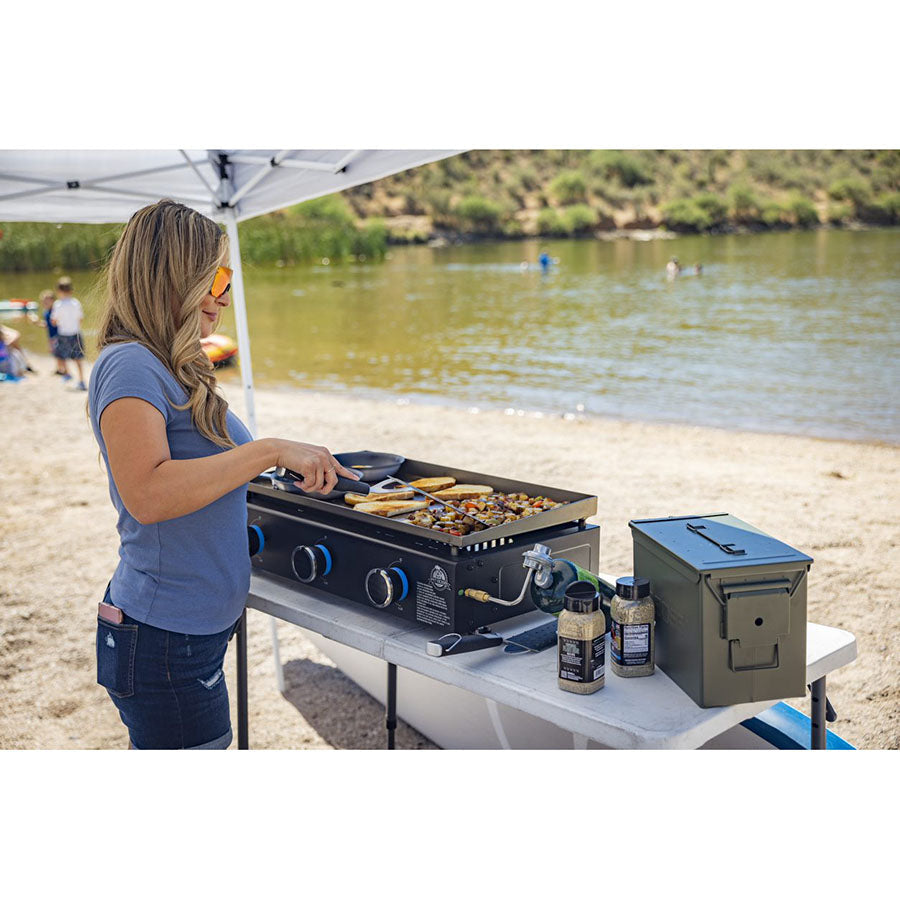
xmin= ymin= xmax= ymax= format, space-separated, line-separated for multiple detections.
xmin=344 ymin=149 xmax=900 ymax=240
xmin=1 ymin=150 xmax=897 ymax=271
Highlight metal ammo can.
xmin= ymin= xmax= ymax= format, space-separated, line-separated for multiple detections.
xmin=628 ymin=513 xmax=812 ymax=708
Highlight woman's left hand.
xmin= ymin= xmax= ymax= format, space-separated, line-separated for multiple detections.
xmin=274 ymin=440 xmax=361 ymax=495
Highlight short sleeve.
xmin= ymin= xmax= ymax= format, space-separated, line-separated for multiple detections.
xmin=89 ymin=343 xmax=177 ymax=427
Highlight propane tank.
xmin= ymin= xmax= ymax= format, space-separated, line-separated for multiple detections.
xmin=523 ymin=543 xmax=602 ymax=616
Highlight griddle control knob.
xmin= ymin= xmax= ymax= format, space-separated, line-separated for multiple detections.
xmin=291 ymin=544 xmax=333 ymax=583
xmin=247 ymin=524 xmax=265 ymax=557
xmin=365 ymin=567 xmax=409 ymax=608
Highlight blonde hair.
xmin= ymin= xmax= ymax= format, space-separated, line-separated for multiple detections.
xmin=96 ymin=199 xmax=234 ymax=448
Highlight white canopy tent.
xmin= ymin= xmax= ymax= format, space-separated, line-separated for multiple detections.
xmin=0 ymin=148 xmax=461 ymax=693
xmin=0 ymin=149 xmax=459 ymax=435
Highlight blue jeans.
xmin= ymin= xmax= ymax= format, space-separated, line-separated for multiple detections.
xmin=96 ymin=587 xmax=241 ymax=750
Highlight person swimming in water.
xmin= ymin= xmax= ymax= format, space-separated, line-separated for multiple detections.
xmin=666 ymin=257 xmax=681 ymax=280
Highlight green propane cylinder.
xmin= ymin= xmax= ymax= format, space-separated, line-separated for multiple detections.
xmin=524 ymin=543 xmax=602 ymax=617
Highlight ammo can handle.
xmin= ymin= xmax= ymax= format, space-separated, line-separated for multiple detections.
xmin=729 ymin=640 xmax=781 ymax=672
xmin=686 ymin=522 xmax=746 ymax=555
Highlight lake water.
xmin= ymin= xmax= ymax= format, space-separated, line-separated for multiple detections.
xmin=4 ymin=229 xmax=899 ymax=443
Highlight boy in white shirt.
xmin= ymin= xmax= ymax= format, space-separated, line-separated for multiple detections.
xmin=50 ymin=276 xmax=86 ymax=390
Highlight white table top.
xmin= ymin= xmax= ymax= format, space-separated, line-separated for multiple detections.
xmin=247 ymin=572 xmax=857 ymax=750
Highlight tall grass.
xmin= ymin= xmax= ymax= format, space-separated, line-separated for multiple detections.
xmin=1 ymin=194 xmax=389 ymax=273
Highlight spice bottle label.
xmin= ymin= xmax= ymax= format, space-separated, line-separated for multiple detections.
xmin=558 ymin=634 xmax=605 ymax=683
xmin=611 ymin=621 xmax=651 ymax=667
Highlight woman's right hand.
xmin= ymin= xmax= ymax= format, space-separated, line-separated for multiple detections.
xmin=274 ymin=440 xmax=361 ymax=495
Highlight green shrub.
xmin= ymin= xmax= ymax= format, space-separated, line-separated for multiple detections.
xmin=761 ymin=202 xmax=788 ymax=228
xmin=828 ymin=178 xmax=871 ymax=207
xmin=660 ymin=199 xmax=712 ymax=232
xmin=857 ymin=193 xmax=900 ymax=225
xmin=549 ymin=171 xmax=587 ymax=204
xmin=880 ymin=192 xmax=900 ymax=220
xmin=426 ymin=188 xmax=454 ymax=221
xmin=454 ymin=195 xmax=502 ymax=231
xmin=693 ymin=193 xmax=729 ymax=226
xmin=290 ymin=193 xmax=355 ymax=225
xmin=536 ymin=208 xmax=569 ymax=236
xmin=787 ymin=195 xmax=820 ymax=228
xmin=588 ymin=150 xmax=653 ymax=187
xmin=355 ymin=220 xmax=388 ymax=259
xmin=563 ymin=204 xmax=599 ymax=234
xmin=728 ymin=183 xmax=761 ymax=223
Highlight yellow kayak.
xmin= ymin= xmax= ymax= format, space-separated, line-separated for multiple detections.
xmin=201 ymin=334 xmax=238 ymax=366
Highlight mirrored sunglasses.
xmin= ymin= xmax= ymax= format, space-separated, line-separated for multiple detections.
xmin=210 ymin=266 xmax=233 ymax=299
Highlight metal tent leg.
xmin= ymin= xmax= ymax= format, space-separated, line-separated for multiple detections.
xmin=236 ymin=609 xmax=249 ymax=749
xmin=222 ymin=207 xmax=257 ymax=438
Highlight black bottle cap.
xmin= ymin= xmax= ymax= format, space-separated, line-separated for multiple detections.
xmin=616 ymin=576 xmax=651 ymax=599
xmin=564 ymin=580 xmax=600 ymax=613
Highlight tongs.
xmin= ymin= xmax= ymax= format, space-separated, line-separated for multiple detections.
xmin=274 ymin=468 xmax=496 ymax=528
xmin=379 ymin=477 xmax=496 ymax=528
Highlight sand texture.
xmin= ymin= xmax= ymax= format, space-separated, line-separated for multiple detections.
xmin=1 ymin=354 xmax=897 ymax=749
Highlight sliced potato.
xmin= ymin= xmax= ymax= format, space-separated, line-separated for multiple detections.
xmin=344 ymin=490 xmax=414 ymax=506
xmin=354 ymin=500 xmax=429 ymax=517
xmin=408 ymin=476 xmax=456 ymax=492
xmin=433 ymin=484 xmax=493 ymax=501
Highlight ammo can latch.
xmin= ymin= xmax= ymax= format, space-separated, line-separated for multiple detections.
xmin=708 ymin=578 xmax=796 ymax=673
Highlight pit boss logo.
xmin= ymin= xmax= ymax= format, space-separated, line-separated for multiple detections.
xmin=429 ymin=565 xmax=450 ymax=591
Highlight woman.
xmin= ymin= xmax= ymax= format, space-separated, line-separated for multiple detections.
xmin=88 ymin=199 xmax=359 ymax=750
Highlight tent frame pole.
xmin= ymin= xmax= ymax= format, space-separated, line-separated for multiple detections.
xmin=221 ymin=205 xmax=285 ymax=695
xmin=222 ymin=207 xmax=257 ymax=439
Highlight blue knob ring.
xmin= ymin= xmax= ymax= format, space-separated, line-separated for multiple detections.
xmin=316 ymin=544 xmax=333 ymax=577
xmin=389 ymin=567 xmax=409 ymax=603
xmin=249 ymin=524 xmax=265 ymax=554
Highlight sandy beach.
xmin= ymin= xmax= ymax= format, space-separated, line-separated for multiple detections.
xmin=1 ymin=353 xmax=898 ymax=749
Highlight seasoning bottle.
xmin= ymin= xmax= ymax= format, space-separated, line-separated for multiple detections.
xmin=610 ymin=576 xmax=655 ymax=678
xmin=557 ymin=581 xmax=606 ymax=694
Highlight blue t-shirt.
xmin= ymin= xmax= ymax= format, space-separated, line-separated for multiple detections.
xmin=44 ymin=309 xmax=58 ymax=339
xmin=88 ymin=342 xmax=253 ymax=634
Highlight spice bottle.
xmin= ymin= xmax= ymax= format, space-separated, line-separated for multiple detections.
xmin=557 ymin=581 xmax=606 ymax=694
xmin=610 ymin=576 xmax=655 ymax=678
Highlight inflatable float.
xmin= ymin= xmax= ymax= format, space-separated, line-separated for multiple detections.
xmin=201 ymin=333 xmax=238 ymax=366
xmin=0 ymin=299 xmax=38 ymax=315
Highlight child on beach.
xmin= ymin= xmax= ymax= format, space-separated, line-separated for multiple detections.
xmin=50 ymin=276 xmax=86 ymax=390
xmin=0 ymin=323 xmax=35 ymax=377
xmin=40 ymin=289 xmax=66 ymax=375
xmin=0 ymin=327 xmax=25 ymax=379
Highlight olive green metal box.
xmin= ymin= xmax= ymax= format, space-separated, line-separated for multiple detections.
xmin=629 ymin=514 xmax=812 ymax=708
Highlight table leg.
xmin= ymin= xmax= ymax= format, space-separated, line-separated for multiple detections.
xmin=386 ymin=662 xmax=397 ymax=750
xmin=237 ymin=609 xmax=249 ymax=750
xmin=810 ymin=675 xmax=826 ymax=750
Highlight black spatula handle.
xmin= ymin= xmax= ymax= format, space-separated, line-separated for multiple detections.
xmin=275 ymin=467 xmax=367 ymax=495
